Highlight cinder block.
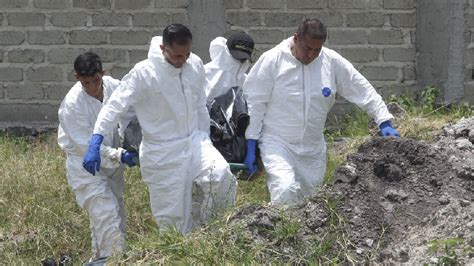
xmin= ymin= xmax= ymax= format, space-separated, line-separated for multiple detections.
xmin=44 ymin=83 xmax=72 ymax=100
xmin=306 ymin=13 xmax=344 ymax=27
xmin=328 ymin=30 xmax=367 ymax=45
xmin=464 ymin=31 xmax=472 ymax=47
xmin=8 ymin=13 xmax=44 ymax=26
xmin=360 ymin=65 xmax=399 ymax=81
xmin=129 ymin=49 xmax=148 ymax=64
xmin=464 ymin=82 xmax=474 ymax=105
xmin=368 ymin=29 xmax=404 ymax=44
xmin=402 ymin=64 xmax=416 ymax=81
xmin=47 ymin=48 xmax=86 ymax=64
xmin=0 ymin=67 xmax=23 ymax=81
xmin=67 ymin=70 xmax=76 ymax=82
xmin=383 ymin=0 xmax=414 ymax=9
xmin=111 ymin=30 xmax=150 ymax=45
xmin=34 ymin=0 xmax=70 ymax=9
xmin=248 ymin=0 xmax=284 ymax=9
xmin=110 ymin=66 xmax=132 ymax=79
xmin=465 ymin=48 xmax=474 ymax=65
xmin=390 ymin=13 xmax=416 ymax=27
xmin=29 ymin=31 xmax=65 ymax=45
xmin=329 ymin=0 xmax=368 ymax=9
xmin=346 ymin=12 xmax=385 ymax=27
xmin=377 ymin=83 xmax=415 ymax=98
xmin=6 ymin=83 xmax=44 ymax=100
xmin=73 ymin=0 xmax=111 ymax=9
xmin=464 ymin=67 xmax=473 ymax=82
xmin=50 ymin=12 xmax=88 ymax=27
xmin=7 ymin=49 xmax=44 ymax=63
xmin=226 ymin=11 xmax=261 ymax=27
xmin=466 ymin=13 xmax=474 ymax=28
xmin=383 ymin=47 xmax=415 ymax=62
xmin=288 ymin=0 xmax=327 ymax=9
xmin=249 ymin=29 xmax=285 ymax=44
xmin=224 ymin=0 xmax=243 ymax=9
xmin=0 ymin=103 xmax=59 ymax=122
xmin=0 ymin=0 xmax=29 ymax=8
xmin=170 ymin=12 xmax=188 ymax=24
xmin=0 ymin=31 xmax=25 ymax=45
xmin=88 ymin=48 xmax=127 ymax=63
xmin=116 ymin=0 xmax=152 ymax=9
xmin=370 ymin=0 xmax=383 ymax=9
xmin=340 ymin=47 xmax=379 ymax=63
xmin=265 ymin=13 xmax=306 ymax=27
xmin=93 ymin=13 xmax=130 ymax=26
xmin=133 ymin=13 xmax=169 ymax=27
xmin=70 ymin=30 xmax=108 ymax=45
xmin=26 ymin=66 xmax=63 ymax=82
xmin=155 ymin=0 xmax=189 ymax=8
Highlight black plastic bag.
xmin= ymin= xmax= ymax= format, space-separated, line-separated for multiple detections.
xmin=208 ymin=86 xmax=249 ymax=163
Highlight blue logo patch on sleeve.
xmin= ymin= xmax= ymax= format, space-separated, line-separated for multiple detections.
xmin=322 ymin=87 xmax=331 ymax=97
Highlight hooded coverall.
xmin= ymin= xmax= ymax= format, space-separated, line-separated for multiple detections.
xmin=92 ymin=36 xmax=237 ymax=234
xmin=204 ymin=37 xmax=251 ymax=101
xmin=244 ymin=37 xmax=394 ymax=205
xmin=58 ymin=76 xmax=127 ymax=259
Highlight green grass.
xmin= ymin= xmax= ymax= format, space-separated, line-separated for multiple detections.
xmin=1 ymin=88 xmax=472 ymax=263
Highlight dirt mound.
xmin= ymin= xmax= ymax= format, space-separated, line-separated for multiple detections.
xmin=226 ymin=117 xmax=473 ymax=264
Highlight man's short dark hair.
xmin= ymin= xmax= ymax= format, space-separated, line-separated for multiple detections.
xmin=163 ymin=23 xmax=193 ymax=47
xmin=74 ymin=52 xmax=103 ymax=77
xmin=297 ymin=18 xmax=327 ymax=41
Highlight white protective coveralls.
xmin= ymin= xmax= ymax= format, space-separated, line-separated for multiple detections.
xmin=93 ymin=36 xmax=237 ymax=234
xmin=204 ymin=37 xmax=250 ymax=101
xmin=244 ymin=37 xmax=394 ymax=205
xmin=58 ymin=76 xmax=127 ymax=259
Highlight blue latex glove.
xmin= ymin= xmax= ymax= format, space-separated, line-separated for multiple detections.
xmin=244 ymin=139 xmax=258 ymax=175
xmin=379 ymin=120 xmax=400 ymax=137
xmin=121 ymin=151 xmax=138 ymax=167
xmin=83 ymin=134 xmax=104 ymax=176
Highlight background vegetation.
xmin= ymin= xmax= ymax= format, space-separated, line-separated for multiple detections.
xmin=1 ymin=88 xmax=472 ymax=263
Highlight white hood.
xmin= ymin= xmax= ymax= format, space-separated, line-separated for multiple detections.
xmin=148 ymin=36 xmax=164 ymax=59
xmin=204 ymin=37 xmax=250 ymax=100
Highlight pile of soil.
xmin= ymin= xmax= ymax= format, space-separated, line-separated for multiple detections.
xmin=226 ymin=117 xmax=473 ymax=264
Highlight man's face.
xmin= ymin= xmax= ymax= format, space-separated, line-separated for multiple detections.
xmin=292 ymin=33 xmax=324 ymax=65
xmin=75 ymin=71 xmax=105 ymax=97
xmin=160 ymin=42 xmax=192 ymax=68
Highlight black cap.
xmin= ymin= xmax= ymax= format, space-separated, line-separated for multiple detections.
xmin=226 ymin=32 xmax=254 ymax=60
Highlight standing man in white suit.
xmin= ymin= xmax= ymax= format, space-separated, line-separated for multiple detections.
xmin=243 ymin=18 xmax=400 ymax=205
xmin=58 ymin=52 xmax=138 ymax=263
xmin=82 ymin=24 xmax=237 ymax=234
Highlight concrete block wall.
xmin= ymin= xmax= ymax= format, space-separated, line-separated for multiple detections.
xmin=465 ymin=0 xmax=474 ymax=103
xmin=0 ymin=0 xmax=188 ymax=127
xmin=0 ymin=0 xmax=472 ymax=130
xmin=224 ymin=0 xmax=417 ymax=104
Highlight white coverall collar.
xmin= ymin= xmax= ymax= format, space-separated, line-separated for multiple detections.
xmin=148 ymin=36 xmax=185 ymax=75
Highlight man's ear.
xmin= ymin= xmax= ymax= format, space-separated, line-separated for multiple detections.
xmin=74 ymin=72 xmax=80 ymax=81
xmin=293 ymin=33 xmax=298 ymax=43
xmin=160 ymin=44 xmax=165 ymax=52
xmin=99 ymin=70 xmax=106 ymax=76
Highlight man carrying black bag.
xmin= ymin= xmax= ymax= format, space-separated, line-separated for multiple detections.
xmin=204 ymin=32 xmax=258 ymax=176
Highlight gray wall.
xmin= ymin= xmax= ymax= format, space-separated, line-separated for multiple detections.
xmin=0 ymin=0 xmax=473 ymax=130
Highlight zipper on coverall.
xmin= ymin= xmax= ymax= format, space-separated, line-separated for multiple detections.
xmin=179 ymin=72 xmax=190 ymax=135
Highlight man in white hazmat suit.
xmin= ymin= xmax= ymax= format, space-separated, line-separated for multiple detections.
xmin=58 ymin=52 xmax=138 ymax=263
xmin=204 ymin=31 xmax=254 ymax=101
xmin=243 ymin=18 xmax=400 ymax=205
xmin=82 ymin=24 xmax=237 ymax=234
